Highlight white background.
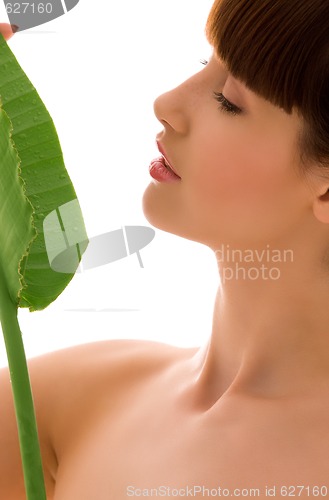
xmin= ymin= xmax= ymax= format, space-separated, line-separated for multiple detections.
xmin=0 ymin=0 xmax=220 ymax=367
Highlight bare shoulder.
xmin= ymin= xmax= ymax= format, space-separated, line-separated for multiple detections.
xmin=0 ymin=339 xmax=194 ymax=498
xmin=26 ymin=339 xmax=194 ymax=453
xmin=27 ymin=338 xmax=190 ymax=391
xmin=26 ymin=337 xmax=189 ymax=410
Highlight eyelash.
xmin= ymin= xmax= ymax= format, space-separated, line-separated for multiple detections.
xmin=213 ymin=92 xmax=242 ymax=116
xmin=199 ymin=58 xmax=242 ymax=116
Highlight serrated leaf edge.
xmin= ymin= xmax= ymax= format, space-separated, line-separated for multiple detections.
xmin=1 ymin=106 xmax=38 ymax=307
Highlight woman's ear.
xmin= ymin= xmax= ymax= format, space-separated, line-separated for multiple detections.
xmin=0 ymin=23 xmax=19 ymax=41
xmin=312 ymin=186 xmax=329 ymax=224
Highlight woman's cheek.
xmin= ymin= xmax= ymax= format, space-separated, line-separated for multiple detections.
xmin=188 ymin=134 xmax=258 ymax=206
xmin=184 ymin=133 xmax=297 ymax=244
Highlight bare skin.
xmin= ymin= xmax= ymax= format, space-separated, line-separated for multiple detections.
xmin=1 ymin=339 xmax=329 ymax=499
xmin=0 ymin=23 xmax=17 ymax=40
xmin=1 ymin=20 xmax=329 ymax=500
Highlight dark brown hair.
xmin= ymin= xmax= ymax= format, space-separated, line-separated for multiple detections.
xmin=205 ymin=0 xmax=329 ymax=169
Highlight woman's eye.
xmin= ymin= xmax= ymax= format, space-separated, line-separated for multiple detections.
xmin=199 ymin=58 xmax=209 ymax=66
xmin=213 ymin=91 xmax=242 ymax=116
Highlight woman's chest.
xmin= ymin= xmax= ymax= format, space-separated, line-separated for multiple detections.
xmin=53 ymin=397 xmax=329 ymax=499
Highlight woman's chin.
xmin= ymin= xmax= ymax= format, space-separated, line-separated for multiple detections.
xmin=142 ymin=189 xmax=172 ymax=233
xmin=141 ymin=187 xmax=187 ymax=240
xmin=141 ymin=182 xmax=212 ymax=245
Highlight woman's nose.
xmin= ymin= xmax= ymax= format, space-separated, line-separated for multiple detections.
xmin=153 ymin=85 xmax=190 ymax=136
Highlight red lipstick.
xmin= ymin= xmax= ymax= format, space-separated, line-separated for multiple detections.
xmin=148 ymin=141 xmax=181 ymax=184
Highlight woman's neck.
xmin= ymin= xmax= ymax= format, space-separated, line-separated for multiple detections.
xmin=188 ymin=242 xmax=329 ymax=409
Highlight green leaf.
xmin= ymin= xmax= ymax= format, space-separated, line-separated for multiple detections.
xmin=0 ymin=33 xmax=88 ymax=311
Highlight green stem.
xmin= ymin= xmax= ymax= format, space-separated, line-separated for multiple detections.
xmin=0 ymin=273 xmax=46 ymax=500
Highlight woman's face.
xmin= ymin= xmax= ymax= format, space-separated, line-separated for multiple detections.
xmin=142 ymin=53 xmax=314 ymax=251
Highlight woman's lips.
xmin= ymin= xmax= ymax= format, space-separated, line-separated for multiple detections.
xmin=156 ymin=141 xmax=181 ymax=178
xmin=149 ymin=156 xmax=181 ymax=183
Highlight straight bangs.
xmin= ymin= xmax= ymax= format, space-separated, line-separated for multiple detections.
xmin=205 ymin=0 xmax=329 ymax=119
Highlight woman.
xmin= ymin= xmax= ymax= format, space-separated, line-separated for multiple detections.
xmin=1 ymin=0 xmax=329 ymax=498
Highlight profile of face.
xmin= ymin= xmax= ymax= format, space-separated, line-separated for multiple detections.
xmin=142 ymin=2 xmax=325 ymax=254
